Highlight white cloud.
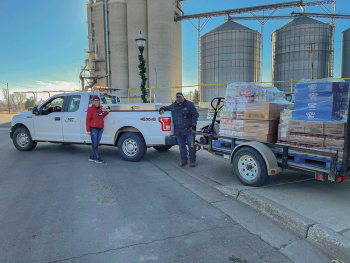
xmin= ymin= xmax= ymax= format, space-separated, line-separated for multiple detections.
xmin=6 ymin=80 xmax=81 ymax=101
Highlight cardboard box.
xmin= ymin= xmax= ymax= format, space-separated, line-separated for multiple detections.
xmin=243 ymin=120 xmax=278 ymax=135
xmin=288 ymin=120 xmax=305 ymax=133
xmin=324 ymin=137 xmax=345 ymax=148
xmin=304 ymin=121 xmax=324 ymax=135
xmin=244 ymin=103 xmax=289 ymax=121
xmin=240 ymin=134 xmax=277 ymax=143
xmin=324 ymin=122 xmax=347 ymax=137
xmin=286 ymin=135 xmax=325 ymax=146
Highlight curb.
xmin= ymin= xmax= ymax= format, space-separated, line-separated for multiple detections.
xmin=237 ymin=191 xmax=316 ymax=239
xmin=307 ymin=224 xmax=350 ymax=263
xmin=215 ymin=186 xmax=350 ymax=262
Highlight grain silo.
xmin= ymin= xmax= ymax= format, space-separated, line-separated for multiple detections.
xmin=85 ymin=0 xmax=183 ymax=103
xmin=126 ymin=0 xmax=149 ymax=100
xmin=109 ymin=0 xmax=129 ymax=94
xmin=200 ymin=20 xmax=260 ymax=105
xmin=341 ymin=28 xmax=350 ymax=79
xmin=147 ymin=0 xmax=183 ymax=103
xmin=86 ymin=0 xmax=107 ymax=88
xmin=271 ymin=16 xmax=332 ymax=92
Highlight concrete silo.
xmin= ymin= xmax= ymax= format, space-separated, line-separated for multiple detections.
xmin=271 ymin=16 xmax=332 ymax=92
xmin=147 ymin=0 xmax=183 ymax=103
xmin=200 ymin=20 xmax=260 ymax=105
xmin=341 ymin=28 xmax=350 ymax=79
xmin=86 ymin=0 xmax=107 ymax=87
xmin=108 ymin=0 xmax=129 ymax=95
xmin=126 ymin=0 xmax=149 ymax=102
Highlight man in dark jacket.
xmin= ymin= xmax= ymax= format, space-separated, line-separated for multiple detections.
xmin=159 ymin=92 xmax=199 ymax=167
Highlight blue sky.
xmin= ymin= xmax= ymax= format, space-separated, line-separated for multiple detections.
xmin=0 ymin=0 xmax=349 ymax=98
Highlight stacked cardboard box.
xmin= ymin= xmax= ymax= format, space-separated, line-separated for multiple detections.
xmin=219 ymin=83 xmax=293 ymax=143
xmin=278 ymin=117 xmax=347 ymax=156
xmin=277 ymin=81 xmax=349 ymax=156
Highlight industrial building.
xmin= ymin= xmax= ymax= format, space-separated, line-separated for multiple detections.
xmin=200 ymin=21 xmax=260 ymax=105
xmin=271 ymin=16 xmax=332 ymax=92
xmin=342 ymin=28 xmax=350 ymax=79
xmin=83 ymin=0 xmax=183 ymax=103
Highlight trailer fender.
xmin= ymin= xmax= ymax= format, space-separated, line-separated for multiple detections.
xmin=230 ymin=141 xmax=282 ymax=176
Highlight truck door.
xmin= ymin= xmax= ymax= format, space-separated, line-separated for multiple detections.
xmin=33 ymin=96 xmax=65 ymax=141
xmin=62 ymin=95 xmax=82 ymax=142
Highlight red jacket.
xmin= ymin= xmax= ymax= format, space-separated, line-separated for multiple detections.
xmin=86 ymin=104 xmax=109 ymax=132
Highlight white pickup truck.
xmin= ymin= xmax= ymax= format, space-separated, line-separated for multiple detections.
xmin=10 ymin=92 xmax=177 ymax=162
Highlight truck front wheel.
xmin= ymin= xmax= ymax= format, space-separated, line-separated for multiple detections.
xmin=13 ymin=127 xmax=37 ymax=151
xmin=232 ymin=147 xmax=269 ymax=187
xmin=118 ymin=133 xmax=147 ymax=162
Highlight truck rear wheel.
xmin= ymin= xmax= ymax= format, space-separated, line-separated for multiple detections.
xmin=13 ymin=127 xmax=37 ymax=151
xmin=118 ymin=133 xmax=147 ymax=162
xmin=232 ymin=147 xmax=269 ymax=187
xmin=153 ymin=146 xmax=172 ymax=152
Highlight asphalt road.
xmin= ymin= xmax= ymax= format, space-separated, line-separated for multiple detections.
xmin=0 ymin=129 xmax=322 ymax=263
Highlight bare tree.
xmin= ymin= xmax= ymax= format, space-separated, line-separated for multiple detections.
xmin=184 ymin=91 xmax=194 ymax=102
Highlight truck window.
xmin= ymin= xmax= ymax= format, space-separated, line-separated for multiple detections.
xmin=41 ymin=97 xmax=64 ymax=115
xmin=67 ymin=96 xmax=81 ymax=112
xmin=89 ymin=94 xmax=119 ymax=105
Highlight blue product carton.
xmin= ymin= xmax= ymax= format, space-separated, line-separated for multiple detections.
xmin=292 ymin=109 xmax=335 ymax=121
xmin=295 ymin=89 xmax=349 ymax=102
xmin=295 ymin=82 xmax=349 ymax=94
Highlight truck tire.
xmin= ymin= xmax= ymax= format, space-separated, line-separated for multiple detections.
xmin=232 ymin=147 xmax=269 ymax=187
xmin=118 ymin=133 xmax=147 ymax=162
xmin=153 ymin=146 xmax=172 ymax=152
xmin=13 ymin=127 xmax=37 ymax=151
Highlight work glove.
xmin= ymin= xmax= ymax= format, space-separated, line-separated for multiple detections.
xmin=159 ymin=107 xmax=165 ymax=115
xmin=191 ymin=125 xmax=196 ymax=131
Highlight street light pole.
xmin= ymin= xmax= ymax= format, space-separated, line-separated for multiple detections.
xmin=136 ymin=31 xmax=148 ymax=103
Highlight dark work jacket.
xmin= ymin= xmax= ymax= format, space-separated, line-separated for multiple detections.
xmin=164 ymin=99 xmax=199 ymax=136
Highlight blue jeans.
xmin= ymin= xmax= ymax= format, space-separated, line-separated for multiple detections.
xmin=176 ymin=133 xmax=196 ymax=162
xmin=90 ymin=128 xmax=104 ymax=161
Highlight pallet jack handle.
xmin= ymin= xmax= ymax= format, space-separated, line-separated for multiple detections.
xmin=209 ymin=97 xmax=225 ymax=134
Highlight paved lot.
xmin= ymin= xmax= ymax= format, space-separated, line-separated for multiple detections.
xmin=0 ymin=114 xmax=333 ymax=262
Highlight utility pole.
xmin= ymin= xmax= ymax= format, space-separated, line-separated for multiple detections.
xmin=7 ymin=83 xmax=10 ymax=113
xmin=307 ymin=42 xmax=315 ymax=80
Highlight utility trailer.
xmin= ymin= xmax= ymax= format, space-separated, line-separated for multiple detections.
xmin=196 ymin=98 xmax=350 ymax=187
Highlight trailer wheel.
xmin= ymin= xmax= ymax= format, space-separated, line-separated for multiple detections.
xmin=118 ymin=133 xmax=147 ymax=162
xmin=153 ymin=146 xmax=172 ymax=152
xmin=232 ymin=147 xmax=269 ymax=187
xmin=13 ymin=127 xmax=37 ymax=151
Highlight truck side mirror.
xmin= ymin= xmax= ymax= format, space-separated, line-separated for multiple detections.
xmin=32 ymin=106 xmax=39 ymax=115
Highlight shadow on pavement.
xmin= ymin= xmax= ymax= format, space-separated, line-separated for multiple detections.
xmin=0 ymin=122 xmax=11 ymax=128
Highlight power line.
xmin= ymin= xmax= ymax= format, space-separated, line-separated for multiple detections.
xmin=0 ymin=81 xmax=7 ymax=86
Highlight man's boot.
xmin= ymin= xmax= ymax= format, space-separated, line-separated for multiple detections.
xmin=190 ymin=161 xmax=196 ymax=167
xmin=181 ymin=161 xmax=188 ymax=166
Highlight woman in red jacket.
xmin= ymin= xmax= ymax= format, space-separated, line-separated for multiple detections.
xmin=86 ymin=95 xmax=110 ymax=163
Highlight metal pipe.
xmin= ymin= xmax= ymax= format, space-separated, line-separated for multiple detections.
xmin=89 ymin=2 xmax=93 ymax=43
xmin=104 ymin=0 xmax=111 ymax=87
xmin=79 ymin=62 xmax=87 ymax=91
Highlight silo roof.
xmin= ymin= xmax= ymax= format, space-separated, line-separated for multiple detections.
xmin=206 ymin=20 xmax=252 ymax=34
xmin=280 ymin=16 xmax=326 ymax=29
